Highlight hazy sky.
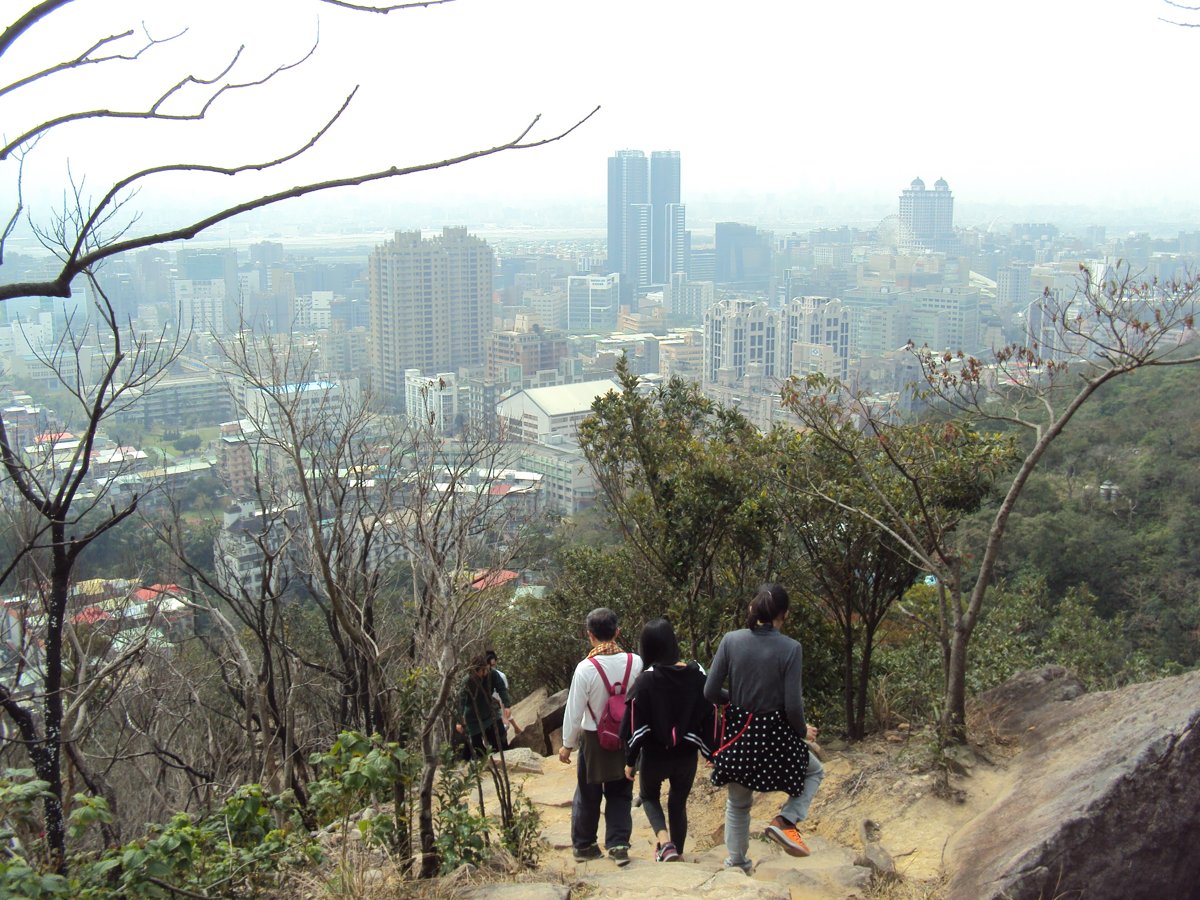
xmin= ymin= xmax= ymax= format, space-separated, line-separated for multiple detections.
xmin=2 ymin=0 xmax=1197 ymax=236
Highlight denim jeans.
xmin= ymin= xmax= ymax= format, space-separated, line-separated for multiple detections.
xmin=638 ymin=750 xmax=698 ymax=852
xmin=571 ymin=739 xmax=633 ymax=850
xmin=724 ymin=751 xmax=825 ymax=868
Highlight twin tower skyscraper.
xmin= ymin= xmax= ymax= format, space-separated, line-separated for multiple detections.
xmin=607 ymin=149 xmax=685 ymax=301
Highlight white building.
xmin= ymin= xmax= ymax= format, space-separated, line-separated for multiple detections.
xmin=567 ymin=274 xmax=621 ymax=332
xmin=173 ymin=278 xmax=227 ymax=335
xmin=496 ymin=379 xmax=619 ymax=444
xmin=403 ymin=369 xmax=459 ymax=434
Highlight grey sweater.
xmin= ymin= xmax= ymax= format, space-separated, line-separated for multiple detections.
xmin=703 ymin=626 xmax=806 ymax=737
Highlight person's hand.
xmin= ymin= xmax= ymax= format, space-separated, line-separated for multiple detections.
xmin=806 ymin=724 xmax=818 ymax=742
xmin=559 ymin=746 xmax=572 ymax=764
xmin=455 ymin=723 xmax=464 ymax=735
xmin=624 ymin=765 xmax=635 ymax=781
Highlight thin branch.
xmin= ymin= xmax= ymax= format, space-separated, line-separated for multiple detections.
xmin=0 ymin=25 xmax=189 ymax=99
xmin=317 ymin=0 xmax=455 ymax=10
xmin=0 ymin=105 xmax=600 ymax=303
xmin=1 ymin=33 xmax=322 ymax=160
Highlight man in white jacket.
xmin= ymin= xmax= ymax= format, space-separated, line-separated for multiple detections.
xmin=559 ymin=607 xmax=644 ymax=865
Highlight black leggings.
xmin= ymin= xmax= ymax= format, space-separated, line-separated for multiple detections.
xmin=637 ymin=750 xmax=698 ymax=852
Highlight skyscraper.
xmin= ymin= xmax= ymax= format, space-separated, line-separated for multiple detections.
xmin=607 ymin=150 xmax=649 ymax=295
xmin=608 ymin=149 xmax=685 ymax=296
xmin=898 ymin=177 xmax=955 ymax=253
xmin=651 ymin=151 xmax=683 ymax=283
xmin=368 ymin=228 xmax=492 ymax=403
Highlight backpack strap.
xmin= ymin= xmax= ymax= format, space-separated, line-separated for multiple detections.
xmin=617 ymin=652 xmax=633 ymax=693
xmin=589 ymin=656 xmax=615 ymax=695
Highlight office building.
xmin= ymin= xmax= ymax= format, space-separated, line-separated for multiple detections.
xmin=567 ymin=274 xmax=621 ymax=332
xmin=608 ymin=149 xmax=685 ymax=295
xmin=487 ymin=320 xmax=570 ymax=383
xmin=368 ymin=228 xmax=493 ymax=403
xmin=898 ymin=177 xmax=955 ymax=253
xmin=607 ymin=150 xmax=650 ymax=294
xmin=651 ymin=151 xmax=683 ymax=283
xmin=715 ymin=223 xmax=773 ymax=287
xmin=664 ymin=202 xmax=687 ymax=280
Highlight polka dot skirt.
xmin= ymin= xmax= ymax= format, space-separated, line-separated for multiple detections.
xmin=710 ymin=706 xmax=809 ymax=796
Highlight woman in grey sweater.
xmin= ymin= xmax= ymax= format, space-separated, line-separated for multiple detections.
xmin=704 ymin=583 xmax=825 ymax=873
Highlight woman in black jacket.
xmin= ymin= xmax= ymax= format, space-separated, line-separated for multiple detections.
xmin=620 ymin=618 xmax=715 ymax=862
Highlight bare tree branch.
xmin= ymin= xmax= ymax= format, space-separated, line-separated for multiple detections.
xmin=0 ymin=25 xmax=189 ymax=100
xmin=1 ymin=33 xmax=324 ymax=160
xmin=0 ymin=105 xmax=599 ymax=303
xmin=316 ymin=0 xmax=455 ymax=11
xmin=0 ymin=0 xmax=76 ymax=59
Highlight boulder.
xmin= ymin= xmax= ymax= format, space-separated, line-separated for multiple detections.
xmin=507 ymin=687 xmax=568 ymax=756
xmin=946 ymin=668 xmax=1200 ymax=900
xmin=973 ymin=665 xmax=1085 ymax=733
xmin=496 ymin=746 xmax=544 ymax=774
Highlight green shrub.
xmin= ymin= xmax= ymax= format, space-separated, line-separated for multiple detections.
xmin=871 ymin=578 xmax=1174 ymax=730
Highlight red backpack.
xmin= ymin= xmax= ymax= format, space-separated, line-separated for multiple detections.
xmin=587 ymin=654 xmax=634 ymax=751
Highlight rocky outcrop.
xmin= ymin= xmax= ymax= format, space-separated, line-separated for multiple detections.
xmin=507 ymin=687 xmax=568 ymax=756
xmin=947 ymin=667 xmax=1200 ymax=900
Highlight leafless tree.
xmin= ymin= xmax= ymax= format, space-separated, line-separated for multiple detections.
xmin=0 ymin=0 xmax=590 ymax=871
xmin=0 ymin=277 xmax=186 ymax=868
xmin=0 ymin=1 xmax=596 ymax=299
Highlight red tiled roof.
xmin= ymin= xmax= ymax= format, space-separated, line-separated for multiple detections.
xmin=470 ymin=569 xmax=519 ymax=590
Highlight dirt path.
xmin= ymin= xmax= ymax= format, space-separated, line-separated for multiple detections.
xmin=487 ymin=735 xmax=1014 ymax=898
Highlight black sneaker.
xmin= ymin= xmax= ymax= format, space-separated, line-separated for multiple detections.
xmin=573 ymin=844 xmax=603 ymax=862
xmin=608 ymin=844 xmax=631 ymax=866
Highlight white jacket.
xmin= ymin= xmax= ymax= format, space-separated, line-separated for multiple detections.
xmin=561 ymin=651 xmax=644 ymax=750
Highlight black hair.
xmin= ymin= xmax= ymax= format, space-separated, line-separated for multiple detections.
xmin=746 ymin=582 xmax=790 ymax=629
xmin=639 ymin=617 xmax=681 ymax=669
xmin=586 ymin=607 xmax=619 ymax=641
xmin=485 ymin=649 xmax=498 ymax=663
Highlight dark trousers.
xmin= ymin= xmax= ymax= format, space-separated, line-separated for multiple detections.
xmin=461 ymin=720 xmax=508 ymax=762
xmin=638 ymin=750 xmax=698 ymax=852
xmin=571 ymin=740 xmax=633 ymax=850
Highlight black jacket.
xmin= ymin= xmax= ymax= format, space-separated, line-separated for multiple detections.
xmin=619 ymin=661 xmax=716 ymax=766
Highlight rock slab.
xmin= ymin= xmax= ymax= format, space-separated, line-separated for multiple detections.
xmin=947 ymin=667 xmax=1200 ymax=900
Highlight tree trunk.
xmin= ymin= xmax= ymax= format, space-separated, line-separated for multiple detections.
xmin=940 ymin=621 xmax=970 ymax=745
xmin=842 ymin=622 xmax=859 ymax=740
xmin=855 ymin=629 xmax=875 ymax=740
xmin=41 ymin=534 xmax=70 ymax=872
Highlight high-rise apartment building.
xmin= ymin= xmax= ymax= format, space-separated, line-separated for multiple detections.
xmin=173 ymin=278 xmax=227 ymax=335
xmin=898 ymin=177 xmax=955 ymax=253
xmin=703 ymin=296 xmax=859 ymax=388
xmin=703 ymin=298 xmax=782 ymax=385
xmin=784 ymin=296 xmax=857 ymax=382
xmin=608 ymin=149 xmax=685 ymax=296
xmin=368 ymin=228 xmax=493 ymax=402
